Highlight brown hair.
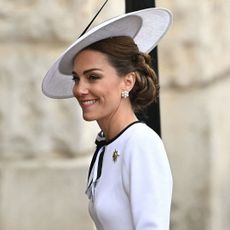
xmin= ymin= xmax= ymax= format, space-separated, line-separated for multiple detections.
xmin=82 ymin=36 xmax=159 ymax=112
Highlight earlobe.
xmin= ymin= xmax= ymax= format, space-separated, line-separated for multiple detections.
xmin=121 ymin=90 xmax=129 ymax=98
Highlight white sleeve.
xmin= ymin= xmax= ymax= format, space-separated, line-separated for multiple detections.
xmin=121 ymin=132 xmax=173 ymax=230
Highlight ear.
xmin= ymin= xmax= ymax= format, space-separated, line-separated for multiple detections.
xmin=122 ymin=72 xmax=136 ymax=92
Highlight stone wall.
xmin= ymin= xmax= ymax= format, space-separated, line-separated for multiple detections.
xmin=0 ymin=0 xmax=230 ymax=230
xmin=157 ymin=0 xmax=230 ymax=229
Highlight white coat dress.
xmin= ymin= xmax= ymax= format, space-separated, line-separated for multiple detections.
xmin=86 ymin=121 xmax=172 ymax=230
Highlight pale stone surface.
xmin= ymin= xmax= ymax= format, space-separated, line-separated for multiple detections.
xmin=161 ymin=88 xmax=211 ymax=230
xmin=158 ymin=1 xmax=230 ymax=230
xmin=157 ymin=0 xmax=230 ymax=87
xmin=0 ymin=0 xmax=125 ymax=43
xmin=207 ymin=77 xmax=230 ymax=230
xmin=0 ymin=159 xmax=93 ymax=230
xmin=161 ymin=76 xmax=230 ymax=230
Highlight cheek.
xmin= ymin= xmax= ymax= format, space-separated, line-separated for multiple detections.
xmin=104 ymin=89 xmax=122 ymax=105
xmin=104 ymin=79 xmax=123 ymax=96
xmin=96 ymin=83 xmax=118 ymax=99
xmin=72 ymin=84 xmax=78 ymax=97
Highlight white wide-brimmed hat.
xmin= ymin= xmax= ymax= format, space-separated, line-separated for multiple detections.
xmin=42 ymin=7 xmax=172 ymax=99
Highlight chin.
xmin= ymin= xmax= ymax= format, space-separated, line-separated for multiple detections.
xmin=83 ymin=117 xmax=95 ymax=122
xmin=82 ymin=114 xmax=97 ymax=122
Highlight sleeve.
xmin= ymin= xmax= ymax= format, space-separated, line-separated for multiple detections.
xmin=121 ymin=131 xmax=173 ymax=230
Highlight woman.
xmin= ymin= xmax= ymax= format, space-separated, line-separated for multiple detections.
xmin=42 ymin=7 xmax=173 ymax=230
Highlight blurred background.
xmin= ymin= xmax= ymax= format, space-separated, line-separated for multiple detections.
xmin=0 ymin=0 xmax=230 ymax=229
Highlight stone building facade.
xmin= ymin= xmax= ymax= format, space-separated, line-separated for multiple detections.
xmin=0 ymin=0 xmax=230 ymax=229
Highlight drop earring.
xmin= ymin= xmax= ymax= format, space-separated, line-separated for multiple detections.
xmin=121 ymin=90 xmax=129 ymax=98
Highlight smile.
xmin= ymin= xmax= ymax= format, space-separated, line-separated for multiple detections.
xmin=81 ymin=99 xmax=97 ymax=106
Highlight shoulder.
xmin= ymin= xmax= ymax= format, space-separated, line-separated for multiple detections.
xmin=121 ymin=122 xmax=171 ymax=173
xmin=124 ymin=122 xmax=164 ymax=148
xmin=121 ymin=122 xmax=172 ymax=185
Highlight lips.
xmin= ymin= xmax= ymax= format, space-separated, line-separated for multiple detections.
xmin=80 ymin=99 xmax=97 ymax=106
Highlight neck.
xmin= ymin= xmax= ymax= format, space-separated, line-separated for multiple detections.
xmin=97 ymin=103 xmax=138 ymax=141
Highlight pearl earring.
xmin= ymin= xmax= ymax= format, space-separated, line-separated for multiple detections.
xmin=121 ymin=90 xmax=129 ymax=98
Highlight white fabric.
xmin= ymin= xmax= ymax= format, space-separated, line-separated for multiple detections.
xmin=88 ymin=122 xmax=173 ymax=230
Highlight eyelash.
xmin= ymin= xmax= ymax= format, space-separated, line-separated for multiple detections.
xmin=72 ymin=74 xmax=101 ymax=83
xmin=72 ymin=76 xmax=79 ymax=82
xmin=88 ymin=74 xmax=100 ymax=81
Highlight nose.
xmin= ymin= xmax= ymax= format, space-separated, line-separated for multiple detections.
xmin=72 ymin=80 xmax=89 ymax=98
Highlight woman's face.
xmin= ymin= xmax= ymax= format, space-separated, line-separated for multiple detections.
xmin=72 ymin=49 xmax=126 ymax=123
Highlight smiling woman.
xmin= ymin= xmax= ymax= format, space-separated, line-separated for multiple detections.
xmin=42 ymin=7 xmax=173 ymax=230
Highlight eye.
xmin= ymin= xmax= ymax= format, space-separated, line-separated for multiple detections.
xmin=72 ymin=75 xmax=80 ymax=83
xmin=88 ymin=74 xmax=100 ymax=81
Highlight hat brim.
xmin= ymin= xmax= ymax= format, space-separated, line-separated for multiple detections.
xmin=42 ymin=7 xmax=172 ymax=99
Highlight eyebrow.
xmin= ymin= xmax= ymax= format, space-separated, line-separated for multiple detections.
xmin=72 ymin=68 xmax=102 ymax=76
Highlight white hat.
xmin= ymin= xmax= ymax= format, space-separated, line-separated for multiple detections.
xmin=42 ymin=7 xmax=172 ymax=99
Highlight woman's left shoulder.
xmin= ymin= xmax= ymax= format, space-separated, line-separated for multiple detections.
xmin=126 ymin=122 xmax=163 ymax=146
xmin=121 ymin=122 xmax=171 ymax=176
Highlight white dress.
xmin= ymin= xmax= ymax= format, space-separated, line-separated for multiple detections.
xmin=86 ymin=121 xmax=173 ymax=230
